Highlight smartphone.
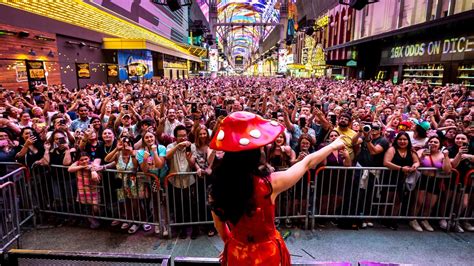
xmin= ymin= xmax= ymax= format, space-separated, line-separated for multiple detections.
xmin=315 ymin=104 xmax=322 ymax=110
xmin=123 ymin=104 xmax=129 ymax=111
xmin=59 ymin=119 xmax=66 ymax=125
xmin=48 ymin=92 xmax=53 ymax=99
xmin=191 ymin=102 xmax=198 ymax=113
xmin=59 ymin=104 xmax=66 ymax=113
xmin=330 ymin=114 xmax=337 ymax=125
xmin=185 ymin=145 xmax=191 ymax=153
xmin=272 ymin=111 xmax=278 ymax=119
xmin=299 ymin=117 xmax=306 ymax=127
xmin=58 ymin=138 xmax=67 ymax=145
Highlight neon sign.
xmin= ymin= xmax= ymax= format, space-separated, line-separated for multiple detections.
xmin=390 ymin=36 xmax=474 ymax=59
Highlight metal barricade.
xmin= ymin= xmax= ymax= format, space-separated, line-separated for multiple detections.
xmin=29 ymin=165 xmax=167 ymax=236
xmin=164 ymin=172 xmax=212 ymax=234
xmin=0 ymin=163 xmax=34 ymax=228
xmin=0 ymin=181 xmax=20 ymax=253
xmin=454 ymin=169 xmax=474 ymax=224
xmin=311 ymin=166 xmax=460 ymax=229
xmin=275 ymin=169 xmax=313 ymax=229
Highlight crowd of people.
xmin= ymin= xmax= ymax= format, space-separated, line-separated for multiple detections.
xmin=0 ymin=77 xmax=473 ymax=237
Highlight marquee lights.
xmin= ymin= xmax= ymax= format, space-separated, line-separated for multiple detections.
xmin=1 ymin=0 xmax=191 ymax=55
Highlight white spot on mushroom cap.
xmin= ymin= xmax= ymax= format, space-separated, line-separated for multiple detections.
xmin=217 ymin=130 xmax=225 ymax=141
xmin=239 ymin=138 xmax=250 ymax=146
xmin=270 ymin=121 xmax=279 ymax=126
xmin=249 ymin=129 xmax=261 ymax=139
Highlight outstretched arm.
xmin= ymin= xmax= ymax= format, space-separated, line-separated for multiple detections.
xmin=270 ymin=137 xmax=345 ymax=201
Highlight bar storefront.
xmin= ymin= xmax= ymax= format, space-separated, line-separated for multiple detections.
xmin=379 ymin=34 xmax=474 ymax=87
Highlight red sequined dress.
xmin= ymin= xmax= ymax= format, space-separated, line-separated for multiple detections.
xmin=221 ymin=175 xmax=291 ymax=266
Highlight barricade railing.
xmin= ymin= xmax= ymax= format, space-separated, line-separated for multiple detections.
xmin=454 ymin=169 xmax=474 ymax=224
xmin=311 ymin=166 xmax=460 ymax=229
xmin=0 ymin=163 xmax=34 ymax=228
xmin=23 ymin=163 xmax=470 ymax=236
xmin=164 ymin=172 xmax=212 ymax=234
xmin=274 ymin=168 xmax=313 ymax=229
xmin=0 ymin=181 xmax=20 ymax=253
xmin=29 ymin=164 xmax=167 ymax=237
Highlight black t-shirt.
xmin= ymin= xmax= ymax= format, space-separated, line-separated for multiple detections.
xmin=15 ymin=144 xmax=44 ymax=168
xmin=84 ymin=141 xmax=104 ymax=162
xmin=448 ymin=145 xmax=473 ymax=179
xmin=358 ymin=136 xmax=390 ymax=167
xmin=97 ymin=140 xmax=117 ymax=162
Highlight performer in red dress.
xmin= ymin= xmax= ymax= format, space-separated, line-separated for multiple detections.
xmin=209 ymin=111 xmax=345 ymax=265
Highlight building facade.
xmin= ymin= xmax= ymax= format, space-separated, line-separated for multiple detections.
xmin=0 ymin=1 xmax=205 ymax=90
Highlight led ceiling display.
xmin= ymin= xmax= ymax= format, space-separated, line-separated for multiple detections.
xmin=200 ymin=0 xmax=280 ymax=62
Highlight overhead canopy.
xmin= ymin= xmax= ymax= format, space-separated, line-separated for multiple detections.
xmin=0 ymin=0 xmax=198 ymax=61
xmin=199 ymin=0 xmax=280 ymax=60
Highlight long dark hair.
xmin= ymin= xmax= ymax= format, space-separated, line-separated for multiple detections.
xmin=19 ymin=127 xmax=43 ymax=151
xmin=211 ymin=148 xmax=272 ymax=225
xmin=392 ymin=131 xmax=413 ymax=151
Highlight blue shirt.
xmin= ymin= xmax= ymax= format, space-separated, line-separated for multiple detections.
xmin=70 ymin=117 xmax=91 ymax=132
xmin=136 ymin=145 xmax=167 ymax=177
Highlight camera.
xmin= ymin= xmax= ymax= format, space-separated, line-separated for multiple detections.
xmin=58 ymin=138 xmax=67 ymax=145
xmin=363 ymin=125 xmax=372 ymax=132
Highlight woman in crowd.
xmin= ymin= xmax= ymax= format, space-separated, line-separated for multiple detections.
xmin=192 ymin=125 xmax=216 ymax=236
xmin=136 ymin=130 xmax=167 ymax=236
xmin=408 ymin=121 xmax=429 ymax=151
xmin=17 ymin=111 xmax=33 ymax=129
xmin=410 ymin=136 xmax=451 ymax=232
xmin=448 ymin=132 xmax=474 ymax=232
xmin=386 ymin=116 xmax=401 ymax=132
xmin=80 ymin=127 xmax=103 ymax=164
xmin=266 ymin=133 xmax=296 ymax=171
xmin=0 ymin=129 xmax=17 ymax=175
xmin=16 ymin=127 xmax=44 ymax=168
xmin=383 ymin=131 xmax=420 ymax=230
xmin=113 ymin=136 xmax=143 ymax=234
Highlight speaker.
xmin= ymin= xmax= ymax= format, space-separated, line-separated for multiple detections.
xmin=167 ymin=0 xmax=181 ymax=11
xmin=349 ymin=0 xmax=368 ymax=10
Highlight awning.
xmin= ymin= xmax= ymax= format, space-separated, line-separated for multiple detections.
xmin=103 ymin=38 xmax=201 ymax=62
xmin=0 ymin=0 xmax=200 ymax=62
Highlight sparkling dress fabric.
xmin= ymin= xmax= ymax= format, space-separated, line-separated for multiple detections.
xmin=221 ymin=175 xmax=290 ymax=266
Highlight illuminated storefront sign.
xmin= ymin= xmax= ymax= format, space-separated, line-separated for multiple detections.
xmin=117 ymin=50 xmax=153 ymax=80
xmin=25 ymin=60 xmax=47 ymax=90
xmin=390 ymin=36 xmax=473 ymax=58
xmin=381 ymin=35 xmax=474 ymax=65
xmin=76 ymin=63 xmax=91 ymax=79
